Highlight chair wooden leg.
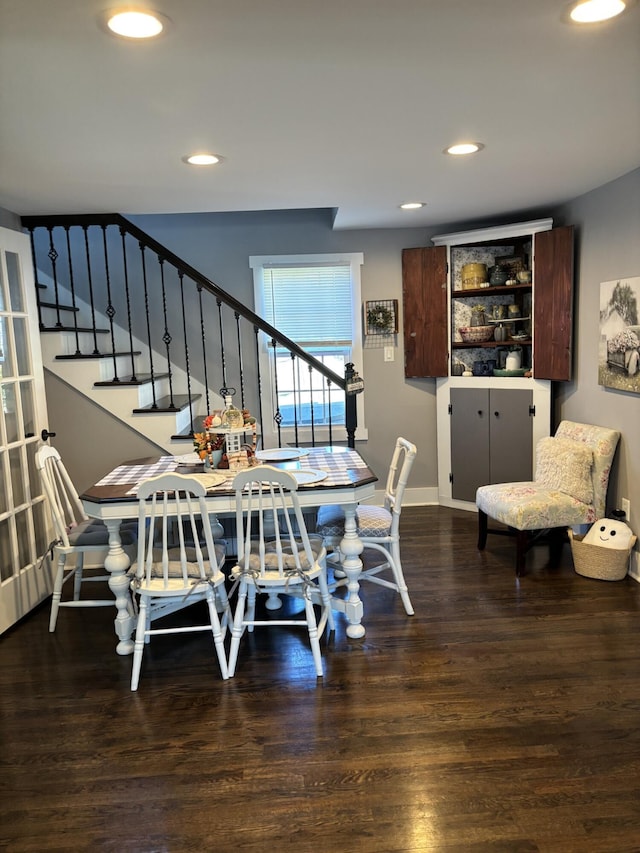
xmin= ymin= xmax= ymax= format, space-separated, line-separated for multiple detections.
xmin=130 ymin=598 xmax=148 ymax=691
xmin=548 ymin=527 xmax=566 ymax=568
xmin=515 ymin=531 xmax=528 ymax=577
xmin=228 ymin=582 xmax=248 ymax=677
xmin=304 ymin=597 xmax=324 ymax=678
xmin=477 ymin=510 xmax=488 ymax=550
xmin=49 ymin=555 xmax=66 ymax=632
xmin=388 ymin=542 xmax=414 ymax=616
xmin=205 ymin=588 xmax=229 ymax=680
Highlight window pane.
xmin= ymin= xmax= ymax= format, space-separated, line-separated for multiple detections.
xmin=0 ymin=452 xmax=7 ymax=514
xmin=6 ymin=251 xmax=24 ymax=312
xmin=16 ymin=508 xmax=33 ymax=569
xmin=275 ymin=349 xmax=346 ymax=427
xmin=0 ymin=316 xmax=14 ymax=377
xmin=20 ymin=381 xmax=36 ymax=437
xmin=14 ymin=317 xmax=30 ymax=376
xmin=9 ymin=446 xmax=25 ymax=506
xmin=33 ymin=499 xmax=49 ymax=558
xmin=0 ymin=518 xmax=14 ymax=581
xmin=0 ymin=258 xmax=5 ymax=310
xmin=3 ymin=382 xmax=18 ymax=443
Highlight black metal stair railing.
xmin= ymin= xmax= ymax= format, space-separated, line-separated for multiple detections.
xmin=22 ymin=213 xmax=362 ymax=448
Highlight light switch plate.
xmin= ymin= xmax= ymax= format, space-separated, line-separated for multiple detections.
xmin=384 ymin=346 xmax=394 ymax=362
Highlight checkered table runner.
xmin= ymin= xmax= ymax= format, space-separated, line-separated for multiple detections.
xmin=95 ymin=449 xmax=371 ymax=496
xmin=298 ymin=448 xmax=369 ymax=486
xmin=94 ymin=456 xmax=178 ymax=487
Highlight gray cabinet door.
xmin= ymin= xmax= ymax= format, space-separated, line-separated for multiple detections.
xmin=489 ymin=388 xmax=533 ymax=485
xmin=450 ymin=388 xmax=491 ymax=502
xmin=450 ymin=387 xmax=533 ymax=502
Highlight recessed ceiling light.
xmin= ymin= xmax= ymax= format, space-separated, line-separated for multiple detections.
xmin=444 ymin=142 xmax=485 ymax=156
xmin=105 ymin=10 xmax=167 ymax=39
xmin=569 ymin=0 xmax=627 ymax=22
xmin=183 ymin=153 xmax=222 ymax=166
xmin=399 ymin=202 xmax=425 ymax=210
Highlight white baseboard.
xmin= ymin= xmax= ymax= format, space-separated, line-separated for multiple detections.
xmin=368 ymin=485 xmax=439 ymax=507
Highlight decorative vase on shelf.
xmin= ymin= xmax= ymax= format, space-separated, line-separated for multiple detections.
xmin=489 ymin=266 xmax=508 ymax=286
xmin=494 ymin=324 xmax=507 ymax=342
xmin=470 ymin=307 xmax=486 ymax=327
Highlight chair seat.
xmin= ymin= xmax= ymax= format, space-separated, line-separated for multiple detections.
xmin=316 ymin=504 xmax=392 ymax=538
xmin=129 ymin=542 xmax=226 ymax=582
xmin=66 ymin=518 xmax=137 ymax=548
xmin=476 ymin=481 xmax=596 ymax=531
xmin=239 ymin=535 xmax=325 ymax=575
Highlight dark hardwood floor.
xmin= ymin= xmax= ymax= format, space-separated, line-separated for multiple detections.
xmin=2 ymin=506 xmax=640 ymax=853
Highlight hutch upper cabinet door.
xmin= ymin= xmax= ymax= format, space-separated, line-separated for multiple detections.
xmin=402 ymin=246 xmax=448 ymax=378
xmin=533 ymin=225 xmax=574 ymax=381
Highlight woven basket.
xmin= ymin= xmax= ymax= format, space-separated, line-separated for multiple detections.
xmin=459 ymin=325 xmax=494 ymax=343
xmin=569 ymin=529 xmax=636 ymax=581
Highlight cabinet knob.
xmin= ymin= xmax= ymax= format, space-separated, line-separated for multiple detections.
xmin=410 ymin=332 xmax=416 ymax=337
xmin=494 ymin=411 xmax=500 ymax=417
xmin=477 ymin=410 xmax=483 ymax=416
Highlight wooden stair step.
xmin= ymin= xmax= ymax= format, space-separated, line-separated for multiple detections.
xmin=133 ymin=395 xmax=201 ymax=414
xmin=55 ymin=351 xmax=141 ymax=360
xmin=171 ymin=416 xmax=208 ymax=440
xmin=94 ymin=372 xmax=169 ymax=387
xmin=40 ymin=325 xmax=110 ymax=333
xmin=39 ymin=301 xmax=79 ymax=312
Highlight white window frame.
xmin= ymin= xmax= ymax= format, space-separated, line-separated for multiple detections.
xmin=250 ymin=252 xmax=367 ymax=445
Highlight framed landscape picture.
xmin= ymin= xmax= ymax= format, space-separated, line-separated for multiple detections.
xmin=599 ymin=276 xmax=640 ymax=394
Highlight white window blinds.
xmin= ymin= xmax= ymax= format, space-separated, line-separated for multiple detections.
xmin=261 ymin=263 xmax=353 ymax=347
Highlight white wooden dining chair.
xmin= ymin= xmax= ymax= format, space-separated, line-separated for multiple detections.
xmin=228 ymin=466 xmax=334 ymax=678
xmin=36 ymin=444 xmax=137 ymax=632
xmin=316 ymin=437 xmax=417 ymax=616
xmin=130 ymin=472 xmax=231 ymax=691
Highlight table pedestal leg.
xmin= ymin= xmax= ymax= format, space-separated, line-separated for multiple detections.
xmin=339 ymin=504 xmax=365 ymax=639
xmin=104 ymin=518 xmax=135 ymax=656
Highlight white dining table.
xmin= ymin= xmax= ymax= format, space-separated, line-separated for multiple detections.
xmin=80 ymin=446 xmax=378 ymax=654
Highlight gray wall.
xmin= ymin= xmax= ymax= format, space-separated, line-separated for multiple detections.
xmin=129 ymin=208 xmax=437 ymax=493
xmin=45 ymin=373 xmax=165 ymax=493
xmin=553 ymin=167 xmax=640 ymax=534
xmin=0 ymin=206 xmax=22 ymax=230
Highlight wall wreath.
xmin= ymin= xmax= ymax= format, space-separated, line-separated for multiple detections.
xmin=365 ymin=299 xmax=398 ymax=335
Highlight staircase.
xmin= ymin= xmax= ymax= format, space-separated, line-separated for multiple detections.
xmin=24 ymin=214 xmax=360 ymax=453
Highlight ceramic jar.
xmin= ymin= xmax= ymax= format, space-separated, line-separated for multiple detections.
xmin=489 ymin=265 xmax=508 ymax=286
xmin=505 ymin=348 xmax=522 ymax=370
xmin=494 ymin=324 xmax=508 ymax=342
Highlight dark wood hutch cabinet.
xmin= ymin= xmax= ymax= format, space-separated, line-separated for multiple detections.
xmin=402 ymin=218 xmax=574 ymax=508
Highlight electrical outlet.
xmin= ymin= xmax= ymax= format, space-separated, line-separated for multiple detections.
xmin=384 ymin=346 xmax=394 ymax=362
xmin=621 ymin=497 xmax=631 ymax=518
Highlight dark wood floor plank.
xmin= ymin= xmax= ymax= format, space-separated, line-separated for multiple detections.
xmin=1 ymin=506 xmax=640 ymax=852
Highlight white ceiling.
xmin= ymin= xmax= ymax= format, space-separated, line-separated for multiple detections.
xmin=1 ymin=0 xmax=639 ymax=230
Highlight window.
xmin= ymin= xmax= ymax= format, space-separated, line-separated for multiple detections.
xmin=250 ymin=252 xmax=366 ymax=444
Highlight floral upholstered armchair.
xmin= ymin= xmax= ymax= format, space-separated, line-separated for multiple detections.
xmin=476 ymin=421 xmax=620 ymax=576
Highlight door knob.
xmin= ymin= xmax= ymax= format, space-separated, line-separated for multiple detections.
xmin=41 ymin=428 xmax=57 ymax=441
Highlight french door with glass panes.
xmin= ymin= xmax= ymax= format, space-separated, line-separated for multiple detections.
xmin=0 ymin=226 xmax=53 ymax=633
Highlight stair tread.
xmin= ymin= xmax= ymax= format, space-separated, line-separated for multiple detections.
xmin=94 ymin=372 xmax=169 ymax=387
xmin=171 ymin=416 xmax=209 ymax=440
xmin=39 ymin=301 xmax=79 ymax=312
xmin=40 ymin=325 xmax=110 ymax=333
xmin=55 ymin=351 xmax=142 ymax=360
xmin=133 ymin=395 xmax=201 ymax=414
